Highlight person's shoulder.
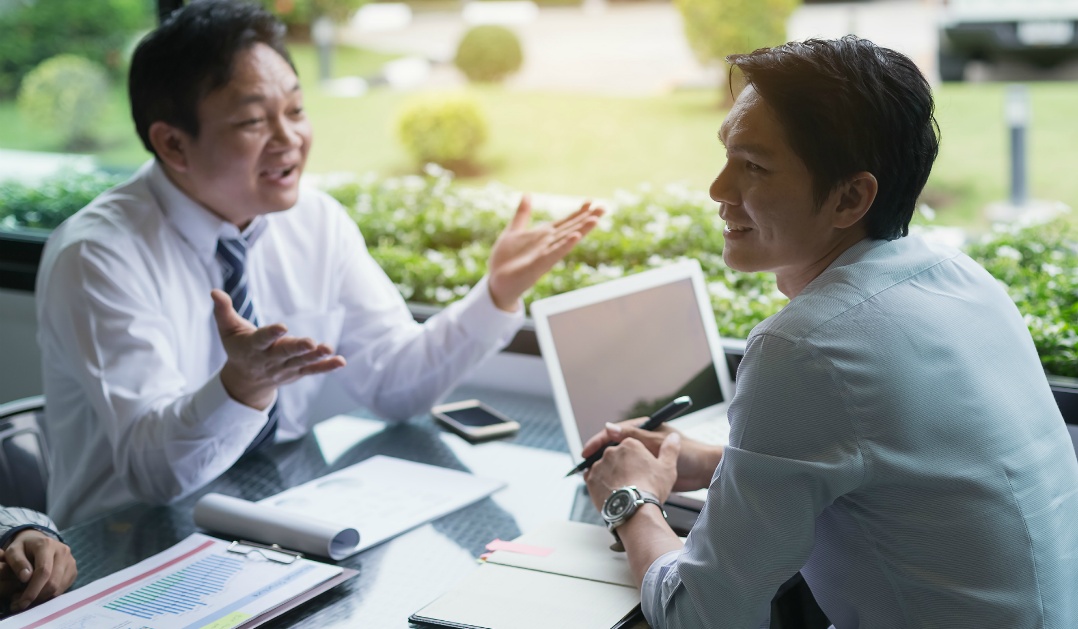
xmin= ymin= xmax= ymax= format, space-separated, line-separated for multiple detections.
xmin=48 ymin=164 xmax=161 ymax=250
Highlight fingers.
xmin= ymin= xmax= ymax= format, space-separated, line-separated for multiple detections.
xmin=551 ymin=201 xmax=602 ymax=228
xmin=581 ymin=422 xmax=625 ymax=458
xmin=508 ymin=195 xmax=533 ymax=231
xmin=211 ymin=290 xmax=256 ymax=336
xmin=3 ymin=542 xmax=31 ymax=585
xmin=13 ymin=543 xmax=53 ymax=611
xmin=658 ymin=432 xmax=682 ymax=466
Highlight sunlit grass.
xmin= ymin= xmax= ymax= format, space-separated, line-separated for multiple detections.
xmin=1 ymin=42 xmax=1076 ymax=233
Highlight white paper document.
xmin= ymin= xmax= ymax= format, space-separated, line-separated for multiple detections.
xmin=411 ymin=520 xmax=643 ymax=629
xmin=195 ymin=455 xmax=506 ymax=560
xmin=0 ymin=533 xmax=345 ymax=629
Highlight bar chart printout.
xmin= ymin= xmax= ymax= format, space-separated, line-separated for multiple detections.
xmin=0 ymin=534 xmax=345 ymax=629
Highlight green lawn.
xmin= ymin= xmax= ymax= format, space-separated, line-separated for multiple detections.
xmin=2 ymin=42 xmax=1077 ymax=233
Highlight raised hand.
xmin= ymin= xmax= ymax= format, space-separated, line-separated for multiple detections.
xmin=211 ymin=290 xmax=346 ymax=410
xmin=486 ymin=197 xmax=604 ymax=311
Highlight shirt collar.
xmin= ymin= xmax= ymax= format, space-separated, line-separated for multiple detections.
xmin=147 ymin=160 xmax=269 ymax=263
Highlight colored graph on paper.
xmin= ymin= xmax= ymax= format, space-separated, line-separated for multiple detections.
xmin=0 ymin=534 xmax=344 ymax=629
xmin=104 ymin=554 xmax=244 ymax=620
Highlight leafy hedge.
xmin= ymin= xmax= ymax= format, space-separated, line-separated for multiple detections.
xmin=1 ymin=168 xmax=1075 ymax=377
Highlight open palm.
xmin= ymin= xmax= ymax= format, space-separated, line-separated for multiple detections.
xmin=487 ymin=196 xmax=603 ymax=311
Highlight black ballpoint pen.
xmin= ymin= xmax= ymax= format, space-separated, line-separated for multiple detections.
xmin=565 ymin=395 xmax=693 ymax=477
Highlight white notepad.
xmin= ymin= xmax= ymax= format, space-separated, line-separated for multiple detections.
xmin=411 ymin=520 xmax=645 ymax=629
xmin=195 ymin=455 xmax=506 ymax=559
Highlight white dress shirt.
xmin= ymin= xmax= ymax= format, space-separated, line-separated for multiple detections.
xmin=642 ymin=236 xmax=1078 ymax=628
xmin=37 ymin=161 xmax=523 ymax=528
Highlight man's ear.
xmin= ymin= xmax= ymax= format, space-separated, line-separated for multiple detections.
xmin=148 ymin=121 xmax=193 ymax=173
xmin=831 ymin=172 xmax=878 ymax=229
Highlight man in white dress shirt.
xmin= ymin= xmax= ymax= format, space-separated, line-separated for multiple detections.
xmin=581 ymin=37 xmax=1078 ymax=627
xmin=35 ymin=0 xmax=602 ymax=528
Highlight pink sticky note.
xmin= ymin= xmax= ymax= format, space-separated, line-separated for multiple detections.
xmin=485 ymin=539 xmax=555 ymax=557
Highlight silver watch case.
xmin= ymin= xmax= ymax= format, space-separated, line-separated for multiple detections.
xmin=601 ymin=485 xmax=664 ymax=531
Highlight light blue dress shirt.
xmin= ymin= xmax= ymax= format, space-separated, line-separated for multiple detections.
xmin=642 ymin=235 xmax=1078 ymax=628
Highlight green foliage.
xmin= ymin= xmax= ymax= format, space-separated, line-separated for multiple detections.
xmin=0 ymin=0 xmax=150 ymax=99
xmin=18 ymin=55 xmax=111 ymax=150
xmin=6 ymin=169 xmax=1078 ymax=377
xmin=674 ymin=0 xmax=800 ymax=84
xmin=331 ymin=167 xmax=787 ymax=335
xmin=260 ymin=0 xmax=366 ymax=26
xmin=0 ymin=170 xmax=124 ymax=231
xmin=967 ymin=217 xmax=1078 ymax=378
xmin=395 ymin=94 xmax=489 ymax=169
xmin=454 ymin=25 xmax=524 ymax=83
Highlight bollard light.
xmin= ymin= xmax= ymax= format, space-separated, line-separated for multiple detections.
xmin=312 ymin=15 xmax=334 ymax=83
xmin=1005 ymin=84 xmax=1029 ymax=208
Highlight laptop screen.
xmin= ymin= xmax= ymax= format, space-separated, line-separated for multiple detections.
xmin=541 ymin=276 xmax=727 ymax=446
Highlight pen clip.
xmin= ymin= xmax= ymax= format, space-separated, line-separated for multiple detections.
xmin=227 ymin=540 xmax=302 ymax=564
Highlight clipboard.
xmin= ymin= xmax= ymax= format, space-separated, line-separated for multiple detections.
xmin=410 ymin=521 xmax=649 ymax=629
xmin=0 ymin=533 xmax=357 ymax=629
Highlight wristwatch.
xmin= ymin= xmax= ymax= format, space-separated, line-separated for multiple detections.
xmin=601 ymin=486 xmax=667 ymax=551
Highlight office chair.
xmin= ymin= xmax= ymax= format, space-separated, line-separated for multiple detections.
xmin=0 ymin=395 xmax=50 ymax=513
xmin=1049 ymin=383 xmax=1078 ymax=461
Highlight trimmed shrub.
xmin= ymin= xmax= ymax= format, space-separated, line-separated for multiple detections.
xmin=5 ymin=168 xmax=1078 ymax=378
xmin=395 ymin=94 xmax=489 ymax=170
xmin=0 ymin=0 xmax=149 ymax=98
xmin=18 ymin=55 xmax=111 ymax=151
xmin=454 ymin=25 xmax=524 ymax=83
xmin=967 ymin=217 xmax=1078 ymax=378
xmin=0 ymin=170 xmax=125 ymax=231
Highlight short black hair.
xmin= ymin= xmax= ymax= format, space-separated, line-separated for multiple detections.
xmin=727 ymin=36 xmax=940 ymax=240
xmin=129 ymin=0 xmax=295 ymax=157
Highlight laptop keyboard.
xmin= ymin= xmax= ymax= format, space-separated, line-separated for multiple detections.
xmin=681 ymin=421 xmax=730 ymax=446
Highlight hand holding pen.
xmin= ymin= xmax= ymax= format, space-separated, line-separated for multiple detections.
xmin=566 ymin=396 xmax=693 ymax=477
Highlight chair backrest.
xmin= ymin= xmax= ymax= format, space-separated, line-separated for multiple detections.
xmin=1050 ymin=383 xmax=1078 ymax=461
xmin=0 ymin=395 xmax=49 ymax=513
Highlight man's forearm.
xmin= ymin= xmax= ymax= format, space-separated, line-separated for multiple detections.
xmin=620 ymin=504 xmax=684 ymax=588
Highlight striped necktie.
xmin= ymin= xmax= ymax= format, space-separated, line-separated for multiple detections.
xmin=217 ymin=236 xmax=279 ymax=454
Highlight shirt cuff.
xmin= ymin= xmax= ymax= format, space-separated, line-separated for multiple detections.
xmin=642 ymin=549 xmax=682 ymax=627
xmin=0 ymin=525 xmax=62 ymax=549
xmin=190 ymin=372 xmax=276 ymax=447
xmin=454 ymin=275 xmax=525 ymax=344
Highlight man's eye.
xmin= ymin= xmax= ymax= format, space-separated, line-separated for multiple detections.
xmin=746 ymin=161 xmax=765 ymax=173
xmin=239 ymin=118 xmax=264 ymax=127
xmin=290 ymin=107 xmax=305 ymax=116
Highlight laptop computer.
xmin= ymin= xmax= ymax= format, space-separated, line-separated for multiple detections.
xmin=530 ymin=259 xmax=734 ymax=509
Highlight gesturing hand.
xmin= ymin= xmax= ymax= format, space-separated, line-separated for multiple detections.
xmin=487 ymin=197 xmax=604 ymax=311
xmin=211 ymin=290 xmax=346 ymax=410
xmin=0 ymin=529 xmax=77 ymax=613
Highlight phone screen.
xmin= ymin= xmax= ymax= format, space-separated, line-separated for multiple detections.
xmin=442 ymin=406 xmax=509 ymax=427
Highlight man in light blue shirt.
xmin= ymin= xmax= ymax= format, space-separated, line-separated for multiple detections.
xmin=581 ymin=36 xmax=1078 ymax=627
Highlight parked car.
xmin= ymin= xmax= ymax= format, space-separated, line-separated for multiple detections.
xmin=939 ymin=0 xmax=1078 ymax=81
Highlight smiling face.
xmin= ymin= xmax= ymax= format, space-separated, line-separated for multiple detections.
xmin=154 ymin=43 xmax=311 ymax=227
xmin=711 ymin=85 xmax=870 ymax=298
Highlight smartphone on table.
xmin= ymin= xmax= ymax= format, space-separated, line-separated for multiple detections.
xmin=431 ymin=399 xmax=520 ymax=442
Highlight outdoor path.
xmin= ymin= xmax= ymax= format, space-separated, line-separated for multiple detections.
xmin=338 ymin=0 xmax=939 ymax=96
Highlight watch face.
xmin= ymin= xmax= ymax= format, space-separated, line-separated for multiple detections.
xmin=603 ymin=490 xmax=634 ymax=520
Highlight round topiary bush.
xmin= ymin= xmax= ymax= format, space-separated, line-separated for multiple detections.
xmin=395 ymin=94 xmax=489 ymax=171
xmin=17 ymin=54 xmax=110 ymax=151
xmin=453 ymin=25 xmax=524 ymax=83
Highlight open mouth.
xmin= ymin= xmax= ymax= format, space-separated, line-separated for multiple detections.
xmin=724 ymin=221 xmax=752 ymax=232
xmin=262 ymin=165 xmax=298 ymax=181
